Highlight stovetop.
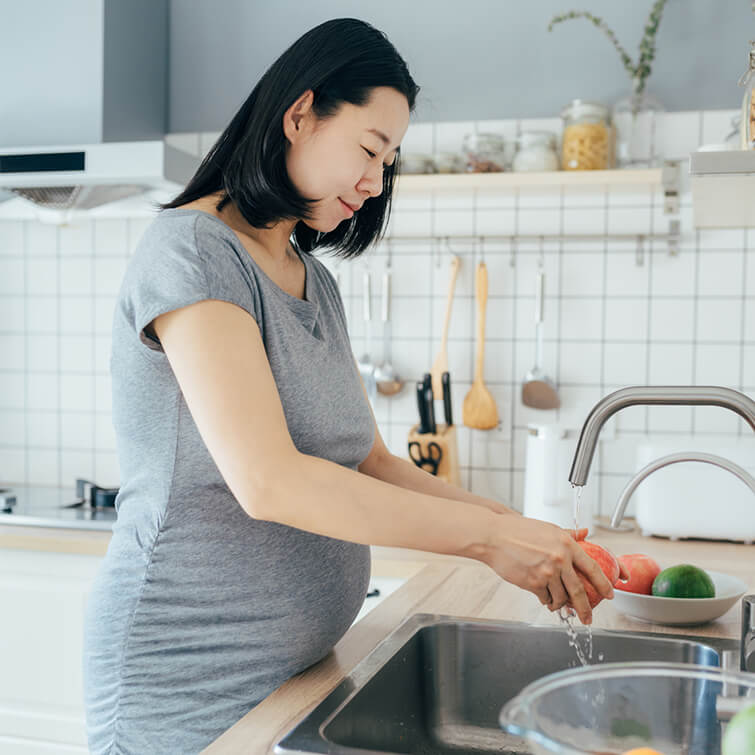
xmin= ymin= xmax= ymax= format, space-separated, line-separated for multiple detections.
xmin=0 ymin=479 xmax=117 ymax=531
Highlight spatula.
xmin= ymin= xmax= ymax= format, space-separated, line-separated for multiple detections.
xmin=430 ymin=256 xmax=461 ymax=399
xmin=462 ymin=261 xmax=499 ymax=430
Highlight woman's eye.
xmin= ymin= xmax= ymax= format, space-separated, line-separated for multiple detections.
xmin=363 ymin=147 xmax=377 ymax=159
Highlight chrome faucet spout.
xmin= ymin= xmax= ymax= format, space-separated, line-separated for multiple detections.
xmin=743 ymin=596 xmax=755 ymax=672
xmin=609 ymin=452 xmax=755 ymax=528
xmin=568 ymin=386 xmax=755 ymax=487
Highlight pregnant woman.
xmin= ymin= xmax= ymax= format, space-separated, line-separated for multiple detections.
xmin=82 ymin=17 xmax=618 ymax=753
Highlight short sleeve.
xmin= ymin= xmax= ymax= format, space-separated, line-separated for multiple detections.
xmin=119 ymin=213 xmax=263 ymax=355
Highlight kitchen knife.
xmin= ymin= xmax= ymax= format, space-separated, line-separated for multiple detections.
xmin=424 ymin=386 xmax=437 ymax=435
xmin=442 ymin=371 xmax=453 ymax=426
xmin=416 ymin=380 xmax=429 ymax=433
xmin=422 ymin=372 xmax=432 ymax=394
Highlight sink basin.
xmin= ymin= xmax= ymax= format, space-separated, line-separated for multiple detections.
xmin=275 ymin=614 xmax=740 ymax=754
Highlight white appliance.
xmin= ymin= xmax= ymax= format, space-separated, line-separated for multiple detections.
xmin=0 ymin=0 xmax=199 ymax=222
xmin=633 ymin=435 xmax=755 ymax=543
xmin=523 ymin=423 xmax=595 ymax=534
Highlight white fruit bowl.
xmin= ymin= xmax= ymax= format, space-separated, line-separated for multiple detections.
xmin=611 ymin=570 xmax=748 ymax=626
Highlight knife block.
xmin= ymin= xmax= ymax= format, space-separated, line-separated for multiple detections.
xmin=407 ymin=423 xmax=461 ymax=487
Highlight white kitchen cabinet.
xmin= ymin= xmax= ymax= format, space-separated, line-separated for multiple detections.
xmin=0 ymin=548 xmax=103 ymax=754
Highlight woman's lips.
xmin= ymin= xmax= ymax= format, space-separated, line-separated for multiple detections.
xmin=339 ymin=198 xmax=355 ymax=216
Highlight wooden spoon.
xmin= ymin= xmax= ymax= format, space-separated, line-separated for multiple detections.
xmin=430 ymin=255 xmax=461 ymax=399
xmin=462 ymin=261 xmax=499 ymax=430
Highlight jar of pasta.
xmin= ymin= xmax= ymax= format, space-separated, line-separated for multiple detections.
xmin=560 ymin=100 xmax=614 ymax=170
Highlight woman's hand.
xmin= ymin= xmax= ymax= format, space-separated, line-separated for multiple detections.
xmin=483 ymin=517 xmax=616 ymax=625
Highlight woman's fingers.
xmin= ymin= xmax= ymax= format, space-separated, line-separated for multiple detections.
xmin=546 ymin=577 xmax=569 ymax=612
xmin=560 ymin=566 xmax=593 ymax=624
xmin=534 ymin=587 xmax=552 ymax=606
xmin=571 ymin=541 xmax=615 ymax=600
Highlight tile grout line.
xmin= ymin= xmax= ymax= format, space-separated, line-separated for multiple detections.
xmin=738 ymin=227 xmax=748 ymax=438
xmin=56 ymin=224 xmax=63 ymax=487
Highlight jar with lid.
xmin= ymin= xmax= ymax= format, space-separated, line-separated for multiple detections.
xmin=512 ymin=131 xmax=559 ymax=172
xmin=738 ymin=40 xmax=755 ymax=149
xmin=560 ymin=100 xmax=614 ymax=170
xmin=461 ymin=132 xmax=506 ymax=172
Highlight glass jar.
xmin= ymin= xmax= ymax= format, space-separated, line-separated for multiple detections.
xmin=432 ymin=151 xmax=465 ymax=173
xmin=512 ymin=131 xmax=559 ymax=172
xmin=738 ymin=40 xmax=755 ymax=149
xmin=560 ymin=100 xmax=614 ymax=170
xmin=461 ymin=132 xmax=506 ymax=172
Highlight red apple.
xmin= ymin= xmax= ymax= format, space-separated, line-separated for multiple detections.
xmin=574 ymin=540 xmax=621 ymax=608
xmin=615 ymin=553 xmax=661 ymax=595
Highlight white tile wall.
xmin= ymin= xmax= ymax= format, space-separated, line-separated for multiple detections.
xmin=0 ymin=110 xmax=752 ymax=519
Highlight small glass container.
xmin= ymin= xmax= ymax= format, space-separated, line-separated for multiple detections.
xmin=432 ymin=151 xmax=465 ymax=173
xmin=462 ymin=132 xmax=506 ymax=172
xmin=560 ymin=100 xmax=614 ymax=170
xmin=738 ymin=40 xmax=755 ymax=149
xmin=512 ymin=131 xmax=559 ymax=172
xmin=400 ymin=153 xmax=436 ymax=174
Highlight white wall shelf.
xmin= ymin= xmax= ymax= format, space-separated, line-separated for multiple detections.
xmin=395 ymin=168 xmax=663 ymax=193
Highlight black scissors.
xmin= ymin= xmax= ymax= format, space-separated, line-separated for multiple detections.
xmin=408 ymin=441 xmax=443 ymax=476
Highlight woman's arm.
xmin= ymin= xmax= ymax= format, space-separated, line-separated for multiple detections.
xmin=153 ymin=299 xmax=613 ymax=624
xmin=363 ymin=447 xmax=517 ymax=516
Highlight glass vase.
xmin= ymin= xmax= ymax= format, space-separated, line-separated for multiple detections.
xmin=612 ymin=79 xmax=664 ymax=168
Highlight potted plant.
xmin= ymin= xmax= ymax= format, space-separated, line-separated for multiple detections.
xmin=548 ymin=0 xmax=668 ymax=167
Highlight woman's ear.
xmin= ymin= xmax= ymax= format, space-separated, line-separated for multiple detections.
xmin=283 ymin=89 xmax=315 ymax=142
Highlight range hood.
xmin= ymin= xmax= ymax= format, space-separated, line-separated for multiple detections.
xmin=0 ymin=141 xmax=199 ymax=216
xmin=0 ymin=0 xmax=199 ymax=221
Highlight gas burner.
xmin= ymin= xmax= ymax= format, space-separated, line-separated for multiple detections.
xmin=0 ymin=480 xmax=118 ymax=531
xmin=0 ymin=488 xmax=17 ymax=513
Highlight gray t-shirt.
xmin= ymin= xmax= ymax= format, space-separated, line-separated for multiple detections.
xmin=83 ymin=208 xmax=375 ymax=754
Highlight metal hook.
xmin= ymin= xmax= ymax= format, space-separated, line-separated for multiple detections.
xmin=509 ymin=236 xmax=517 ymax=268
xmin=479 ymin=236 xmax=486 ymax=263
xmin=538 ymin=235 xmax=545 ymax=270
xmin=635 ymin=235 xmax=645 ymax=267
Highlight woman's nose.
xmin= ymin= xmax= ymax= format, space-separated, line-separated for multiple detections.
xmin=359 ymin=164 xmax=384 ymax=198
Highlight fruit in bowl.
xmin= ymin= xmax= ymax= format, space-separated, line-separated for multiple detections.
xmin=615 ymin=553 xmax=662 ymax=595
xmin=652 ymin=564 xmax=716 ymax=599
xmin=722 ymin=703 xmax=755 ymax=755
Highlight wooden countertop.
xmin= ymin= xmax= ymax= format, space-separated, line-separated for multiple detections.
xmin=204 ymin=528 xmax=755 ymax=754
xmin=3 ymin=521 xmax=751 ymax=753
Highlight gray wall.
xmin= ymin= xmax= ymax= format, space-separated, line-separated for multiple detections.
xmin=168 ymin=0 xmax=753 ymax=131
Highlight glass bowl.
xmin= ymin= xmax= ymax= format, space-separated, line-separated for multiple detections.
xmin=499 ymin=661 xmax=755 ymax=755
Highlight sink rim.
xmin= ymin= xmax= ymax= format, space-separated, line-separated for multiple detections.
xmin=274 ymin=613 xmax=741 ymax=755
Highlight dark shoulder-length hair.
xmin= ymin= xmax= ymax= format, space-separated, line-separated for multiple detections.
xmin=156 ymin=18 xmax=420 ymax=260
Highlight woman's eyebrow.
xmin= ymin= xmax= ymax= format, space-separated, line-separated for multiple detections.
xmin=367 ymin=128 xmax=399 ymax=154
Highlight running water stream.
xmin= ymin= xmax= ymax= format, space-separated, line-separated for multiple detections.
xmin=555 ymin=484 xmax=604 ymax=667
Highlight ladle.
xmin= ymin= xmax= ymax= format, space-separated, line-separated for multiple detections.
xmin=375 ymin=263 xmax=404 ymax=396
xmin=356 ymin=268 xmax=377 ymax=402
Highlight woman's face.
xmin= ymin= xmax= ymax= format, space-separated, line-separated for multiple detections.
xmin=284 ymin=86 xmax=410 ymax=232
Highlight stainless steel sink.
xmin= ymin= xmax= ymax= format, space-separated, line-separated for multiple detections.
xmin=275 ymin=614 xmax=741 ymax=754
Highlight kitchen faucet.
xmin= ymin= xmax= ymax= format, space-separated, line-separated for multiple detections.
xmin=743 ymin=596 xmax=755 ymax=672
xmin=568 ymin=386 xmax=755 ymax=487
xmin=568 ymin=385 xmax=755 ymax=672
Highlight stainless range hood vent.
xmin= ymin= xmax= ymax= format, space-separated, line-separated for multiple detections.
xmin=10 ymin=185 xmax=147 ymax=211
xmin=0 ymin=0 xmax=199 ymax=218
